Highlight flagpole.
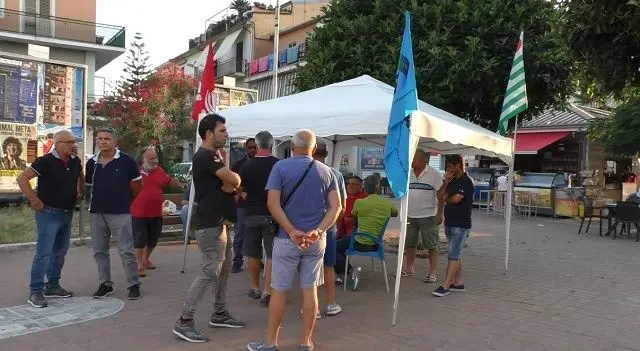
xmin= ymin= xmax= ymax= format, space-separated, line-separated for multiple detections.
xmin=504 ymin=114 xmax=518 ymax=271
xmin=271 ymin=0 xmax=280 ymax=100
xmin=392 ymin=142 xmax=414 ymax=326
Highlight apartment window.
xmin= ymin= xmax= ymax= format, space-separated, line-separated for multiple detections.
xmin=22 ymin=0 xmax=55 ymax=35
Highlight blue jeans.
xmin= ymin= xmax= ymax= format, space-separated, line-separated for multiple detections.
xmin=30 ymin=207 xmax=73 ymax=294
xmin=444 ymin=226 xmax=470 ymax=261
xmin=232 ymin=208 xmax=245 ymax=267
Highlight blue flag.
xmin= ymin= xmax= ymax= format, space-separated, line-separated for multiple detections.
xmin=383 ymin=11 xmax=418 ymax=199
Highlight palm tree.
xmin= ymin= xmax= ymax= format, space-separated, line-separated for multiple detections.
xmin=230 ymin=0 xmax=251 ymax=19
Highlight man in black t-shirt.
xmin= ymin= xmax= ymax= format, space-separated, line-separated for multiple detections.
xmin=239 ymin=131 xmax=279 ymax=306
xmin=173 ymin=114 xmax=245 ymax=344
xmin=433 ymin=154 xmax=474 ymax=298
xmin=231 ymin=138 xmax=256 ymax=273
xmin=16 ymin=130 xmax=83 ymax=308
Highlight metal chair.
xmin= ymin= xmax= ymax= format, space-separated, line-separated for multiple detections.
xmin=344 ymin=218 xmax=390 ymax=293
xmin=611 ymin=201 xmax=640 ymax=241
xmin=578 ymin=197 xmax=603 ymax=235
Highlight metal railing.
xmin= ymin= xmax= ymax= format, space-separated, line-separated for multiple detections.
xmin=216 ymin=57 xmax=246 ymax=77
xmin=0 ymin=9 xmax=125 ymax=48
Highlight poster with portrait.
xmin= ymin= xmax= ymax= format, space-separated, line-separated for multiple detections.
xmin=0 ymin=57 xmax=39 ymax=125
xmin=0 ymin=122 xmax=37 ymax=192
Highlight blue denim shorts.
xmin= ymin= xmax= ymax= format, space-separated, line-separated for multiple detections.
xmin=445 ymin=226 xmax=470 ymax=260
xmin=271 ymin=236 xmax=326 ymax=291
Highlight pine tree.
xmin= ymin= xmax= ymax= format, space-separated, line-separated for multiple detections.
xmin=120 ymin=32 xmax=151 ymax=99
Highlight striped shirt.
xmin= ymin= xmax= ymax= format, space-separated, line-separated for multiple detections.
xmin=407 ymin=165 xmax=443 ymax=218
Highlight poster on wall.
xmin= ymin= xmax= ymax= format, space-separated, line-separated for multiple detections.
xmin=214 ymin=86 xmax=258 ymax=111
xmin=0 ymin=57 xmax=38 ymax=125
xmin=0 ymin=122 xmax=37 ymax=192
xmin=360 ymin=147 xmax=384 ymax=170
xmin=43 ymin=63 xmax=73 ymax=126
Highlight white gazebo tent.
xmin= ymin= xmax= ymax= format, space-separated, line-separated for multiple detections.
xmin=221 ymin=75 xmax=515 ymax=324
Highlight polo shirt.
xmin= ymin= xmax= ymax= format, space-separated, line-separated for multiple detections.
xmin=444 ymin=172 xmax=475 ymax=229
xmin=239 ymin=155 xmax=280 ymax=217
xmin=131 ymin=166 xmax=171 ymax=218
xmin=86 ymin=149 xmax=141 ymax=214
xmin=407 ymin=165 xmax=443 ymax=218
xmin=351 ymin=194 xmax=396 ymax=245
xmin=265 ymin=156 xmax=338 ymax=238
xmin=30 ymin=149 xmax=82 ymax=210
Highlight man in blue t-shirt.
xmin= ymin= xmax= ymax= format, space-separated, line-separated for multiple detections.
xmin=433 ymin=154 xmax=474 ymax=297
xmin=247 ymin=129 xmax=341 ymax=351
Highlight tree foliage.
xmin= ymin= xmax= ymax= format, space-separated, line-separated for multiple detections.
xmin=588 ymin=96 xmax=640 ymax=155
xmin=90 ymin=63 xmax=197 ymax=166
xmin=230 ymin=0 xmax=251 ymax=19
xmin=121 ymin=32 xmax=151 ymax=99
xmin=560 ymin=0 xmax=640 ymax=98
xmin=295 ymin=0 xmax=573 ymax=130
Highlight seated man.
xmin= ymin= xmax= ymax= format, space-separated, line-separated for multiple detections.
xmin=335 ymin=175 xmax=398 ymax=289
xmin=337 ymin=176 xmax=367 ymax=239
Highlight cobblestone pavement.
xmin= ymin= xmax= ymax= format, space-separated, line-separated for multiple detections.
xmin=0 ymin=211 xmax=639 ymax=351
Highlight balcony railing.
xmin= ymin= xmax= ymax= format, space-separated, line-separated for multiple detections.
xmin=216 ymin=57 xmax=246 ymax=78
xmin=0 ymin=9 xmax=125 ymax=48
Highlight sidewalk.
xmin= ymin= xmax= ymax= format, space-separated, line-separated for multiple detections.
xmin=1 ymin=212 xmax=639 ymax=350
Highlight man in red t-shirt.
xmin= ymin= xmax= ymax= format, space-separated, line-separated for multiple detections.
xmin=131 ymin=147 xmax=183 ymax=277
xmin=337 ymin=176 xmax=367 ymax=239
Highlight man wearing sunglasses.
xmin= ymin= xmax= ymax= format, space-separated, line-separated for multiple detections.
xmin=16 ymin=130 xmax=84 ymax=308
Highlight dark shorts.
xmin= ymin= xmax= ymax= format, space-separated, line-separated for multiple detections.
xmin=242 ymin=215 xmax=276 ymax=259
xmin=132 ymin=217 xmax=163 ymax=249
xmin=324 ymin=229 xmax=337 ymax=267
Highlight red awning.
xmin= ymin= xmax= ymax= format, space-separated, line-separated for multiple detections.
xmin=515 ymin=132 xmax=569 ymax=154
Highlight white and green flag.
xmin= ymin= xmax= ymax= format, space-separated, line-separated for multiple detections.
xmin=497 ymin=31 xmax=528 ymax=136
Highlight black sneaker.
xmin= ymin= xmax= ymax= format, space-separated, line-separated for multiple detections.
xmin=172 ymin=319 xmax=208 ymax=343
xmin=449 ymin=283 xmax=466 ymax=292
xmin=259 ymin=294 xmax=271 ymax=307
xmin=432 ymin=285 xmax=450 ymax=297
xmin=209 ymin=311 xmax=245 ymax=328
xmin=92 ymin=283 xmax=114 ymax=299
xmin=27 ymin=293 xmax=47 ymax=308
xmin=128 ymin=284 xmax=141 ymax=300
xmin=231 ymin=265 xmax=242 ymax=273
xmin=248 ymin=288 xmax=262 ymax=299
xmin=44 ymin=285 xmax=73 ymax=298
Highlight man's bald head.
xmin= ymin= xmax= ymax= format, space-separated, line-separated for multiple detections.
xmin=53 ymin=130 xmax=74 ymax=143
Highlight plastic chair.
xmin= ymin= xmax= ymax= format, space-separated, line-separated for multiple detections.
xmin=612 ymin=201 xmax=640 ymax=241
xmin=344 ymin=218 xmax=390 ymax=293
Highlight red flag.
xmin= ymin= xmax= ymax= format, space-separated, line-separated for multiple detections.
xmin=191 ymin=42 xmax=216 ymax=120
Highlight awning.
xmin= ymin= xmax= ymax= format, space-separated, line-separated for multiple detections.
xmin=213 ymin=29 xmax=242 ymax=60
xmin=515 ymin=131 xmax=569 ymax=154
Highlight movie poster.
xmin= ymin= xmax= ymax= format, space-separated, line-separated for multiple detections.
xmin=0 ymin=122 xmax=37 ymax=192
xmin=43 ymin=63 xmax=73 ymax=126
xmin=0 ymin=57 xmax=38 ymax=125
xmin=360 ymin=147 xmax=384 ymax=170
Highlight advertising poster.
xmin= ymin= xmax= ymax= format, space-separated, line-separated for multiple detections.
xmin=71 ymin=67 xmax=83 ymax=127
xmin=360 ymin=147 xmax=384 ymax=170
xmin=43 ymin=63 xmax=73 ymax=126
xmin=0 ymin=122 xmax=37 ymax=192
xmin=0 ymin=57 xmax=38 ymax=125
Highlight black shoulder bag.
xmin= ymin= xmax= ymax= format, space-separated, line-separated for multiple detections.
xmin=282 ymin=160 xmax=315 ymax=207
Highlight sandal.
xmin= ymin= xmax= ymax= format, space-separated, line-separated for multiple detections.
xmin=137 ymin=268 xmax=147 ymax=277
xmin=144 ymin=261 xmax=156 ymax=270
xmin=394 ymin=270 xmax=414 ymax=277
xmin=423 ymin=274 xmax=437 ymax=283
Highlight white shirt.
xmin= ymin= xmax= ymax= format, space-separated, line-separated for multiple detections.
xmin=497 ymin=175 xmax=508 ymax=192
xmin=407 ymin=165 xmax=443 ymax=218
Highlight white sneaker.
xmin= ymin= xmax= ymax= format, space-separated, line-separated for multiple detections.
xmin=326 ymin=304 xmax=342 ymax=316
xmin=351 ymin=266 xmax=362 ymax=291
xmin=300 ymin=308 xmax=322 ymax=319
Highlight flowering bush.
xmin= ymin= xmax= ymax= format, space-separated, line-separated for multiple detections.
xmin=89 ymin=63 xmax=197 ymax=164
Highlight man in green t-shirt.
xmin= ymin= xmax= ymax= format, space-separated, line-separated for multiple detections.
xmin=334 ymin=175 xmax=397 ymax=290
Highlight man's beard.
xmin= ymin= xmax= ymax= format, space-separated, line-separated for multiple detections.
xmin=142 ymin=160 xmax=156 ymax=171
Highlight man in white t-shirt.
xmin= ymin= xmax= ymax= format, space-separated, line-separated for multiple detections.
xmin=496 ymin=172 xmax=508 ymax=192
xmin=402 ymin=149 xmax=444 ymax=283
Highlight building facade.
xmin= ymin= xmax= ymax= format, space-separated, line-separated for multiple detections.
xmin=0 ymin=0 xmax=126 ymax=101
